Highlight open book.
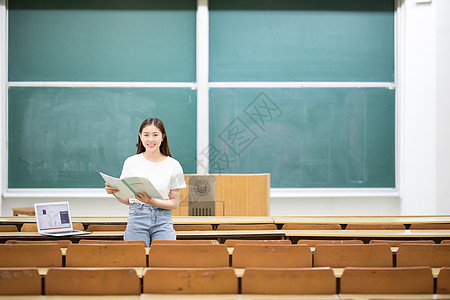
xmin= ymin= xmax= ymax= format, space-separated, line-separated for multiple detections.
xmin=99 ymin=172 xmax=164 ymax=200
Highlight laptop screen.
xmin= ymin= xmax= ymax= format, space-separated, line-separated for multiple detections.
xmin=35 ymin=202 xmax=72 ymax=231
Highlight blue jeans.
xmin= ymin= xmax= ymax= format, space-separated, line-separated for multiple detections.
xmin=124 ymin=203 xmax=176 ymax=246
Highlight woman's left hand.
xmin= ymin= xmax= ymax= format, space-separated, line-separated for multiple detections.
xmin=135 ymin=192 xmax=158 ymax=206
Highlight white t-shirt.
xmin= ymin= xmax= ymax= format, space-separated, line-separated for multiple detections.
xmin=120 ymin=154 xmax=186 ymax=203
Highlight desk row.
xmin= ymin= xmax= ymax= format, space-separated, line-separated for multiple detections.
xmin=3 ymin=214 xmax=450 ymax=230
xmin=1 ymin=243 xmax=450 ymax=268
xmin=0 ymin=266 xmax=449 ymax=295
xmin=1 ymin=229 xmax=450 ymax=244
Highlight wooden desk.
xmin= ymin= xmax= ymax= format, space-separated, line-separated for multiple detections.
xmin=232 ymin=268 xmax=442 ymax=279
xmin=0 ymin=295 xmax=341 ymax=300
xmin=35 ymin=267 xmax=146 ymax=278
xmin=0 ymin=216 xmax=274 ymax=226
xmin=2 ymin=215 xmax=450 ymax=229
xmin=339 ymin=295 xmax=449 ymax=300
xmin=284 ymin=229 xmax=450 ymax=243
xmin=173 ymin=216 xmax=274 ymax=225
xmin=0 ymin=296 xmax=242 ymax=300
xmin=59 ymin=248 xmax=151 ymax=256
xmin=332 ymin=268 xmax=441 ymax=279
xmin=12 ymin=207 xmax=35 ymax=216
xmin=176 ymin=230 xmax=285 ymax=243
xmin=0 ymin=230 xmax=285 ymax=244
xmin=0 ymin=216 xmax=36 ymax=228
xmin=274 ymin=215 xmax=450 ymax=226
xmin=0 ymin=295 xmax=448 ymax=300
xmin=0 ymin=231 xmax=125 ymax=243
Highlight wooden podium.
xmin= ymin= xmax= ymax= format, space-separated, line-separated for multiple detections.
xmin=173 ymin=174 xmax=270 ymax=216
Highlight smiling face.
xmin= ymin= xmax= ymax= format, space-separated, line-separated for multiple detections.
xmin=139 ymin=124 xmax=164 ymax=154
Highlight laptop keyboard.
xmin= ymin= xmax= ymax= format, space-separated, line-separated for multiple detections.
xmin=56 ymin=230 xmax=82 ymax=234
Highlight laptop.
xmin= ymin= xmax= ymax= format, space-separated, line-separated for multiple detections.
xmin=34 ymin=201 xmax=91 ymax=237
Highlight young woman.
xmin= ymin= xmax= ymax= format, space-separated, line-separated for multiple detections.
xmin=105 ymin=118 xmax=186 ymax=246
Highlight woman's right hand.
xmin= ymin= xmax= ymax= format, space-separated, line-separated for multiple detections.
xmin=105 ymin=183 xmax=120 ymax=195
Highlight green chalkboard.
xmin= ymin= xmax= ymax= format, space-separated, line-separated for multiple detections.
xmin=8 ymin=0 xmax=196 ymax=82
xmin=8 ymin=87 xmax=197 ymax=188
xmin=210 ymin=0 xmax=394 ymax=82
xmin=209 ymin=88 xmax=395 ymax=188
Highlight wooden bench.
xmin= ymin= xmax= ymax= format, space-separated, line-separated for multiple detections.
xmin=232 ymin=244 xmax=312 ymax=268
xmin=0 ymin=268 xmax=41 ymax=295
xmin=0 ymin=244 xmax=62 ymax=267
xmin=143 ymin=267 xmax=238 ymax=294
xmin=45 ymin=268 xmax=140 ymax=295
xmin=242 ymin=267 xmax=336 ymax=294
xmin=396 ymin=244 xmax=450 ymax=267
xmin=148 ymin=244 xmax=229 ymax=268
xmin=314 ymin=244 xmax=393 ymax=267
xmin=0 ymin=225 xmax=19 ymax=232
xmin=340 ymin=266 xmax=434 ymax=294
xmin=65 ymin=244 xmax=147 ymax=267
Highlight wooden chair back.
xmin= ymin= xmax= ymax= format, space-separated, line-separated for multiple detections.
xmin=45 ymin=268 xmax=140 ymax=295
xmin=0 ymin=244 xmax=62 ymax=267
xmin=20 ymin=222 xmax=84 ymax=232
xmin=148 ymin=244 xmax=229 ymax=268
xmin=0 ymin=225 xmax=18 ymax=232
xmin=442 ymin=240 xmax=450 ymax=244
xmin=340 ymin=267 xmax=434 ymax=294
xmin=86 ymin=224 xmax=126 ymax=231
xmin=216 ymin=224 xmax=277 ymax=230
xmin=396 ymin=244 xmax=450 ymax=267
xmin=409 ymin=223 xmax=450 ymax=230
xmin=282 ymin=224 xmax=342 ymax=230
xmin=73 ymin=223 xmax=85 ymax=230
xmin=6 ymin=239 xmax=72 ymax=248
xmin=345 ymin=223 xmax=406 ymax=230
xmin=225 ymin=239 xmax=291 ymax=247
xmin=151 ymin=239 xmax=219 ymax=245
xmin=143 ymin=267 xmax=238 ymax=294
xmin=0 ymin=268 xmax=41 ymax=295
xmin=65 ymin=244 xmax=147 ymax=267
xmin=297 ymin=239 xmax=363 ymax=246
xmin=20 ymin=223 xmax=38 ymax=232
xmin=370 ymin=239 xmax=435 ymax=246
xmin=314 ymin=244 xmax=393 ymax=267
xmin=437 ymin=267 xmax=450 ymax=294
xmin=232 ymin=244 xmax=312 ymax=268
xmin=78 ymin=239 xmax=146 ymax=246
xmin=173 ymin=224 xmax=213 ymax=231
xmin=241 ymin=267 xmax=336 ymax=294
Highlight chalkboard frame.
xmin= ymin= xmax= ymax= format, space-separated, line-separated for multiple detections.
xmin=4 ymin=0 xmax=398 ymax=194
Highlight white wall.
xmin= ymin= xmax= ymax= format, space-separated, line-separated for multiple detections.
xmin=436 ymin=0 xmax=450 ymax=213
xmin=1 ymin=0 xmax=449 ymax=217
xmin=400 ymin=0 xmax=437 ymax=214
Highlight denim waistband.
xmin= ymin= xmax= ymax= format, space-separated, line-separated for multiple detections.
xmin=129 ymin=202 xmax=161 ymax=210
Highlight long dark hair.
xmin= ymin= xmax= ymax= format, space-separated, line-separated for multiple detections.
xmin=136 ymin=118 xmax=172 ymax=157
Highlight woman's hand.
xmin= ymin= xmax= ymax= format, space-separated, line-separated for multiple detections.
xmin=135 ymin=189 xmax=181 ymax=210
xmin=105 ymin=183 xmax=130 ymax=205
xmin=135 ymin=192 xmax=158 ymax=206
xmin=105 ymin=183 xmax=120 ymax=195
